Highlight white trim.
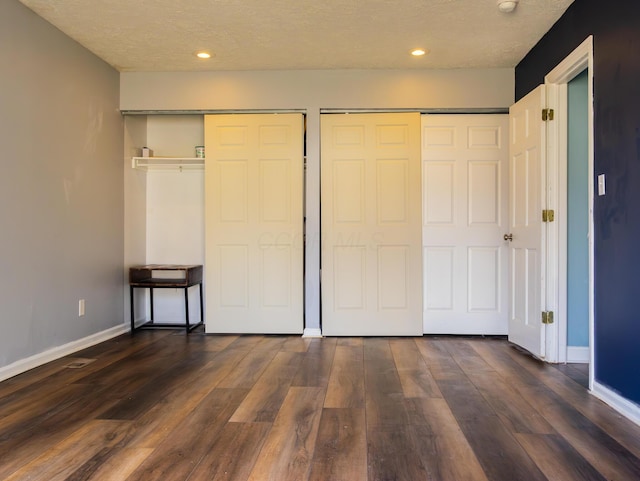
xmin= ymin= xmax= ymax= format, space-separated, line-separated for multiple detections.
xmin=0 ymin=324 xmax=129 ymax=383
xmin=592 ymin=381 xmax=640 ymax=427
xmin=567 ymin=346 xmax=590 ymax=363
xmin=543 ymin=36 xmax=594 ymax=383
xmin=302 ymin=328 xmax=323 ymax=338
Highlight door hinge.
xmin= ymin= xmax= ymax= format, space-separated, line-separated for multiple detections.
xmin=542 ymin=108 xmax=555 ymax=121
xmin=542 ymin=311 xmax=555 ymax=325
xmin=542 ymin=209 xmax=555 ymax=222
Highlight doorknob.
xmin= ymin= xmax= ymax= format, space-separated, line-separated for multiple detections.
xmin=504 ymin=233 xmax=513 ymax=242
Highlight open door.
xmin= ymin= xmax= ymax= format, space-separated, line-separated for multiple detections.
xmin=508 ymin=86 xmax=547 ymax=358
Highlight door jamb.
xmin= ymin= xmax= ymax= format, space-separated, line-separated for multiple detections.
xmin=544 ymin=36 xmax=594 ymax=387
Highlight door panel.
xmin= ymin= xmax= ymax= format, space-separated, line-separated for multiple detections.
xmin=508 ymin=86 xmax=546 ymax=357
xmin=321 ymin=112 xmax=422 ymax=336
xmin=422 ymin=114 xmax=509 ymax=334
xmin=204 ymin=113 xmax=304 ymax=334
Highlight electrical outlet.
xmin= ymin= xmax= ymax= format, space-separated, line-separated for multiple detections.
xmin=79 ymin=299 xmax=85 ymax=317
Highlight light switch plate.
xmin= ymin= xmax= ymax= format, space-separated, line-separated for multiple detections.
xmin=598 ymin=174 xmax=606 ymax=196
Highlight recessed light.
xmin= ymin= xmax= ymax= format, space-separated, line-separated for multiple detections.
xmin=497 ymin=0 xmax=519 ymax=13
xmin=196 ymin=51 xmax=212 ymax=59
xmin=411 ymin=49 xmax=428 ymax=57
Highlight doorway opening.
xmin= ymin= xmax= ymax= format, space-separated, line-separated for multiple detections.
xmin=545 ymin=36 xmax=594 ymax=387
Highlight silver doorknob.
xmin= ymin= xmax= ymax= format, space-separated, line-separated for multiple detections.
xmin=504 ymin=233 xmax=513 ymax=241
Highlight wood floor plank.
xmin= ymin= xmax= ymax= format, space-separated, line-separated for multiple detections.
xmin=308 ymin=408 xmax=367 ymax=481
xmin=122 ymin=347 xmax=249 ymax=449
xmin=453 ymin=341 xmax=553 ymax=434
xmin=247 ymin=387 xmax=325 ymax=481
xmin=69 ymin=448 xmax=154 ymax=481
xmin=291 ymin=337 xmax=337 ymax=387
xmin=187 ymin=421 xmax=272 ymax=481
xmin=324 ymin=345 xmax=365 ymax=409
xmin=406 ymin=397 xmax=489 ymax=481
xmin=281 ymin=336 xmax=312 ymax=352
xmin=226 ymin=335 xmax=267 ymax=351
xmin=367 ymin=423 xmax=430 ymax=481
xmin=230 ymin=351 xmax=304 ymax=422
xmin=0 ymin=384 xmax=121 ymax=479
xmin=436 ymin=376 xmax=548 ymax=481
xmin=4 ymin=420 xmax=130 ymax=481
xmin=364 ymin=339 xmax=409 ymax=426
xmin=516 ymin=433 xmax=607 ymax=481
xmin=337 ymin=337 xmax=363 ymax=348
xmin=552 ymin=363 xmax=589 ymax=389
xmin=217 ymin=345 xmax=279 ymax=389
xmin=125 ymin=388 xmax=249 ymax=481
xmin=414 ymin=337 xmax=467 ymax=381
xmin=200 ymin=334 xmax=240 ymax=351
xmin=442 ymin=338 xmax=496 ymax=375
xmin=390 ymin=339 xmax=441 ymax=398
xmin=98 ymin=349 xmax=213 ymax=420
xmin=463 ymin=370 xmax=554 ymax=434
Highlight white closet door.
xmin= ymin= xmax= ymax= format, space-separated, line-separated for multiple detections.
xmin=422 ymin=114 xmax=509 ymax=334
xmin=321 ymin=112 xmax=422 ymax=336
xmin=204 ymin=113 xmax=304 ymax=334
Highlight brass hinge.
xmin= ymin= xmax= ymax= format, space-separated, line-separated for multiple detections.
xmin=542 ymin=311 xmax=555 ymax=325
xmin=542 ymin=209 xmax=555 ymax=222
xmin=542 ymin=108 xmax=555 ymax=121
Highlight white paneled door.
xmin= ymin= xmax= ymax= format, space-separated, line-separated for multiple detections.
xmin=422 ymin=114 xmax=509 ymax=334
xmin=321 ymin=112 xmax=423 ymax=336
xmin=204 ymin=113 xmax=304 ymax=334
xmin=508 ymin=86 xmax=546 ymax=358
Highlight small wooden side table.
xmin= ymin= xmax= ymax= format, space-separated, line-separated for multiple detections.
xmin=129 ymin=264 xmax=203 ymax=334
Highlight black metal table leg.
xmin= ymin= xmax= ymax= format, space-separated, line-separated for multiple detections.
xmin=149 ymin=288 xmax=154 ymax=324
xmin=185 ymin=286 xmax=190 ymax=333
xmin=130 ymin=285 xmax=135 ymax=334
xmin=199 ymin=282 xmax=204 ymax=326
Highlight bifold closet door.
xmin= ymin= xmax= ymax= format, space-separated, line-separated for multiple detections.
xmin=321 ymin=112 xmax=423 ymax=336
xmin=204 ymin=113 xmax=304 ymax=334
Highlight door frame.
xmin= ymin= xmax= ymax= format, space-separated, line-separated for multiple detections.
xmin=544 ymin=36 xmax=594 ymax=384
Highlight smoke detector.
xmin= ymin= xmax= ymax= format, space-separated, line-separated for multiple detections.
xmin=497 ymin=0 xmax=519 ymax=13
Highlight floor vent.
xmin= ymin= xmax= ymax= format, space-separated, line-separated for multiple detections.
xmin=64 ymin=358 xmax=96 ymax=369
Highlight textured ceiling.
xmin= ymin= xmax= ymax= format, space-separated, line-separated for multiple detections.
xmin=18 ymin=0 xmax=574 ymax=72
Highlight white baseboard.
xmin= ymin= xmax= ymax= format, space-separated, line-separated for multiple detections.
xmin=592 ymin=381 xmax=640 ymax=427
xmin=567 ymin=346 xmax=590 ymax=363
xmin=0 ymin=323 xmax=129 ymax=383
xmin=302 ymin=328 xmax=322 ymax=338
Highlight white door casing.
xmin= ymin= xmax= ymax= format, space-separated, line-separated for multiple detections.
xmin=508 ymin=86 xmax=546 ymax=358
xmin=422 ymin=114 xmax=509 ymax=334
xmin=204 ymin=113 xmax=304 ymax=334
xmin=321 ymin=112 xmax=423 ymax=336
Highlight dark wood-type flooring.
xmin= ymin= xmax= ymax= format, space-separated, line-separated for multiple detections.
xmin=1 ymin=331 xmax=639 ymax=480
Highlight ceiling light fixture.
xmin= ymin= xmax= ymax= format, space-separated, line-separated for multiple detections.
xmin=196 ymin=51 xmax=212 ymax=59
xmin=497 ymin=0 xmax=519 ymax=13
xmin=411 ymin=48 xmax=428 ymax=57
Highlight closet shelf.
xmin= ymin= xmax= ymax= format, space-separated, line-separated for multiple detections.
xmin=131 ymin=157 xmax=204 ymax=171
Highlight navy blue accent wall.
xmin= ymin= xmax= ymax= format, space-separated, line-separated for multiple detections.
xmin=516 ymin=0 xmax=640 ymax=405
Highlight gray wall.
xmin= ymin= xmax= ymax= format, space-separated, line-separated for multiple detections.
xmin=0 ymin=0 xmax=124 ymax=369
